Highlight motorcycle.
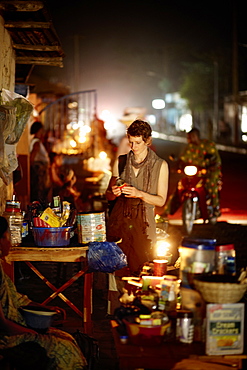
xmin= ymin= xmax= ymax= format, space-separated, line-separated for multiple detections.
xmin=170 ymin=159 xmax=220 ymax=235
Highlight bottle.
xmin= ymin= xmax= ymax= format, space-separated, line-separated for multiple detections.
xmin=215 ymin=244 xmax=236 ymax=275
xmin=176 ymin=309 xmax=194 ymax=344
xmin=159 ymin=275 xmax=178 ymax=312
xmin=3 ymin=199 xmax=24 ymax=246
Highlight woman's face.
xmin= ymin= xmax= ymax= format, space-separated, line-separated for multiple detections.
xmin=0 ymin=230 xmax=12 ymax=258
xmin=128 ymin=135 xmax=148 ymax=156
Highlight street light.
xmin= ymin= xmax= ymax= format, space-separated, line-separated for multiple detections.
xmin=152 ymin=99 xmax=165 ymax=132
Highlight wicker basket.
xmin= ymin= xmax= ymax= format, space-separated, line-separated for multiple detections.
xmin=193 ymin=279 xmax=247 ymax=304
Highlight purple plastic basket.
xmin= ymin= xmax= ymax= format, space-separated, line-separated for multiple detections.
xmin=32 ymin=227 xmax=72 ymax=247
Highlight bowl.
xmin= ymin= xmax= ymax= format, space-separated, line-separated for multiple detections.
xmin=32 ymin=226 xmax=72 ymax=247
xmin=123 ymin=318 xmax=171 ymax=346
xmin=20 ymin=306 xmax=57 ymax=333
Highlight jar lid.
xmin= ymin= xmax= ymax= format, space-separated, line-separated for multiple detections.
xmin=181 ymin=237 xmax=216 ymax=250
xmin=176 ymin=309 xmax=193 ymax=318
xmin=215 ymin=244 xmax=234 ymax=252
xmin=163 ymin=275 xmax=177 ymax=281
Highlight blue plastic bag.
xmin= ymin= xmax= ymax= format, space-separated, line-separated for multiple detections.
xmin=87 ymin=241 xmax=127 ymax=273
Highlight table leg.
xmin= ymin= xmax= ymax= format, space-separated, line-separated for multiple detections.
xmin=25 ymin=262 xmax=85 ymax=317
xmin=83 ymin=272 xmax=93 ymax=335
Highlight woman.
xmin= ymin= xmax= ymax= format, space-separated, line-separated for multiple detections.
xmin=30 ymin=121 xmax=51 ymax=203
xmin=106 ymin=120 xmax=169 ymax=275
xmin=0 ymin=216 xmax=87 ymax=369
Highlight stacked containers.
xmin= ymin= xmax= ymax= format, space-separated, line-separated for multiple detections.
xmin=179 ymin=238 xmax=216 ymax=288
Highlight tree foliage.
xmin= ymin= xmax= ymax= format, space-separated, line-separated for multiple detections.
xmin=180 ymin=61 xmax=214 ymax=111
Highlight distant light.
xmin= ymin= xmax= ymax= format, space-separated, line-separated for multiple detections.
xmin=99 ymin=151 xmax=107 ymax=160
xmin=70 ymin=139 xmax=77 ymax=148
xmin=100 ymin=109 xmax=115 ymax=130
xmin=152 ymin=99 xmax=165 ymax=109
xmin=178 ymin=113 xmax=192 ymax=132
xmin=68 ymin=101 xmax=78 ymax=109
xmin=241 ymin=106 xmax=247 ymax=132
xmin=242 ymin=134 xmax=247 ymax=142
xmin=146 ymin=114 xmax=156 ymax=125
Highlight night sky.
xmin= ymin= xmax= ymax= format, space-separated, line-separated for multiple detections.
xmin=30 ymin=0 xmax=246 ymax=121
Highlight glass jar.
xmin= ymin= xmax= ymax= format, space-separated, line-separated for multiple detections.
xmin=3 ymin=200 xmax=23 ymax=246
xmin=215 ymin=244 xmax=236 ymax=275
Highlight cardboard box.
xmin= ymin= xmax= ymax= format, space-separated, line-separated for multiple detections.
xmin=206 ymin=303 xmax=245 ymax=355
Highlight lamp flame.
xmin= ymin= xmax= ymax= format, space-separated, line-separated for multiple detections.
xmin=156 ymin=240 xmax=170 ymax=258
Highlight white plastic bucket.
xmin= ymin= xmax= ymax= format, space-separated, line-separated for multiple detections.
xmin=77 ymin=212 xmax=106 ymax=244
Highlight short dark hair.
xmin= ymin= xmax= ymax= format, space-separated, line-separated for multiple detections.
xmin=127 ymin=120 xmax=152 ymax=142
xmin=30 ymin=121 xmax=43 ymax=135
xmin=188 ymin=128 xmax=200 ymax=137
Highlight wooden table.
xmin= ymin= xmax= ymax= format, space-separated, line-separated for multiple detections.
xmin=4 ymin=244 xmax=93 ymax=334
xmin=111 ymin=320 xmax=245 ymax=370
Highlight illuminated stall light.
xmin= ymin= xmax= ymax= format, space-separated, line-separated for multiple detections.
xmin=152 ymin=99 xmax=165 ymax=110
xmin=70 ymin=139 xmax=77 ymax=148
xmin=68 ymin=101 xmax=78 ymax=109
xmin=241 ymin=106 xmax=247 ymax=133
xmin=99 ymin=151 xmax=107 ymax=160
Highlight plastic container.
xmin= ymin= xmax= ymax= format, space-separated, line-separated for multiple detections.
xmin=179 ymin=238 xmax=216 ymax=288
xmin=77 ymin=212 xmax=106 ymax=244
xmin=215 ymin=244 xmax=236 ymax=275
xmin=3 ymin=200 xmax=23 ymax=246
xmin=32 ymin=227 xmax=72 ymax=247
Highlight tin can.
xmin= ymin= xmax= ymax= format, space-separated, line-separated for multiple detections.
xmin=153 ymin=259 xmax=167 ymax=276
xmin=176 ymin=310 xmax=194 ymax=343
xmin=76 ymin=212 xmax=106 ymax=244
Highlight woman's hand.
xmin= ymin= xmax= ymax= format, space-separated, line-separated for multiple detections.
xmin=121 ymin=185 xmax=141 ymax=198
xmin=111 ymin=185 xmax=122 ymax=197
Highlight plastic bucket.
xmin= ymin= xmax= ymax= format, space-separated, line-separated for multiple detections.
xmin=32 ymin=227 xmax=72 ymax=247
xmin=76 ymin=212 xmax=106 ymax=244
xmin=179 ymin=237 xmax=216 ymax=288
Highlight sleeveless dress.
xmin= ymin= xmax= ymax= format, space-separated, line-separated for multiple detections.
xmin=107 ymin=149 xmax=163 ymax=275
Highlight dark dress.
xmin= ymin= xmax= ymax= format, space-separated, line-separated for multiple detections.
xmin=107 ymin=149 xmax=163 ymax=275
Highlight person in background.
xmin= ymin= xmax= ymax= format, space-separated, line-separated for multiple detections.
xmin=106 ymin=120 xmax=169 ymax=276
xmin=0 ymin=216 xmax=87 ymax=369
xmin=163 ymin=127 xmax=222 ymax=218
xmin=49 ymin=152 xmax=64 ymax=198
xmin=30 ymin=121 xmax=51 ymax=203
xmin=58 ymin=168 xmax=83 ymax=211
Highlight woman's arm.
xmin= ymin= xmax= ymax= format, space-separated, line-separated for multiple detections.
xmin=121 ymin=161 xmax=169 ymax=207
xmin=0 ymin=305 xmax=37 ymax=336
xmin=105 ymin=176 xmax=120 ymax=200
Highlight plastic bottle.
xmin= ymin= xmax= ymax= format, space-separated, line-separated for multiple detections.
xmin=3 ymin=199 xmax=23 ymax=246
xmin=215 ymin=244 xmax=236 ymax=275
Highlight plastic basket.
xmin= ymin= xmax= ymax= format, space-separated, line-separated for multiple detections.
xmin=32 ymin=227 xmax=72 ymax=247
xmin=193 ymin=279 xmax=247 ymax=303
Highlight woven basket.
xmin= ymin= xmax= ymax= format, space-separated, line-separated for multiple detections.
xmin=193 ymin=279 xmax=247 ymax=303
